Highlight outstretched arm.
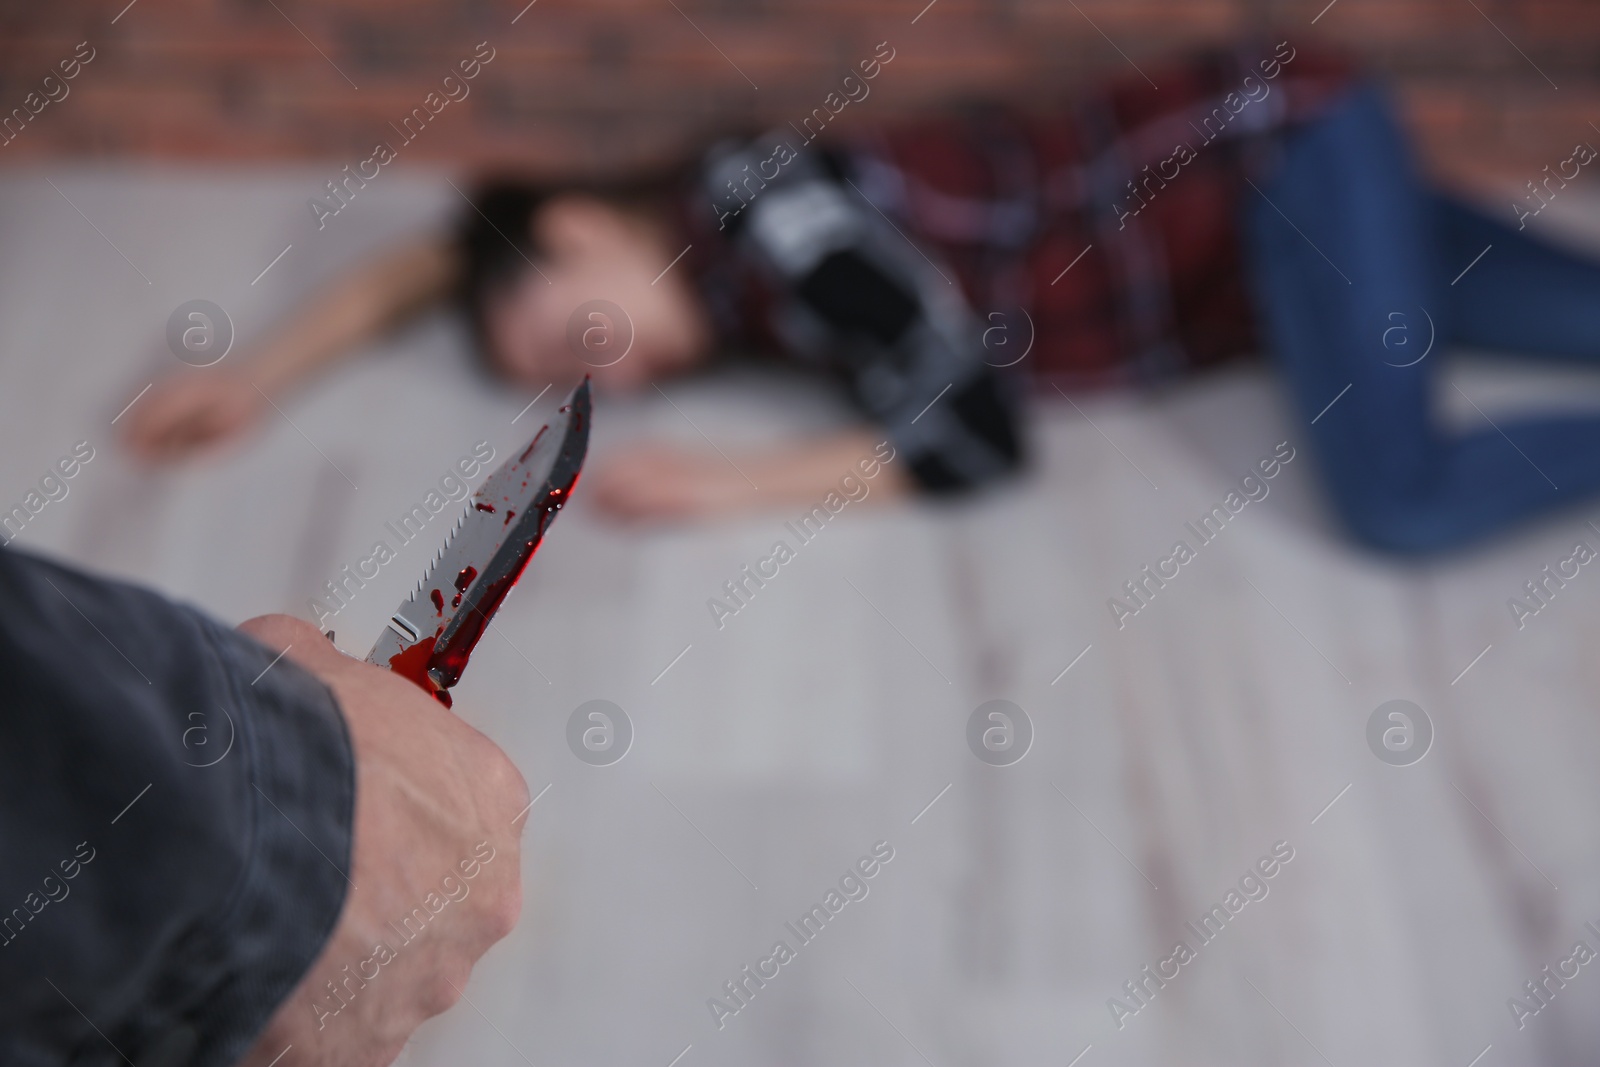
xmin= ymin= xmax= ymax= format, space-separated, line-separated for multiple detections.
xmin=123 ymin=235 xmax=459 ymax=462
xmin=589 ymin=428 xmax=911 ymax=523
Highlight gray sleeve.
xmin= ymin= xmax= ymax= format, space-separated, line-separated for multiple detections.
xmin=0 ymin=547 xmax=355 ymax=1067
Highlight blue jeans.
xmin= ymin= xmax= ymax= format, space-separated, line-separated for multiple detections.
xmin=1244 ymin=85 xmax=1600 ymax=554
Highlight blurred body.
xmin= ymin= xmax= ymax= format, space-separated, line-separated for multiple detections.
xmin=124 ymin=44 xmax=1600 ymax=551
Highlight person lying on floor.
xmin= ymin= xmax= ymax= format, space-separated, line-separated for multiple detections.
xmin=124 ymin=42 xmax=1600 ymax=553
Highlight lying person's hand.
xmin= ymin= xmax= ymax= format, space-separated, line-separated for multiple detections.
xmin=588 ymin=443 xmax=763 ymax=522
xmin=588 ymin=430 xmax=908 ymax=523
xmin=235 ymin=615 xmax=529 ymax=1067
xmin=121 ymin=369 xmax=266 ymax=461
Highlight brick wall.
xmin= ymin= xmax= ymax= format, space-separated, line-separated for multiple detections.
xmin=1 ymin=0 xmax=1596 ymax=186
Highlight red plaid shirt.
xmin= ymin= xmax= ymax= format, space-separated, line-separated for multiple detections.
xmin=679 ymin=45 xmax=1355 ymax=491
xmin=835 ymin=43 xmax=1354 ymax=388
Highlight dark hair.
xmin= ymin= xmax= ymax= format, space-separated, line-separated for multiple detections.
xmin=454 ymin=166 xmax=690 ymax=364
xmin=455 ymin=178 xmax=552 ymax=359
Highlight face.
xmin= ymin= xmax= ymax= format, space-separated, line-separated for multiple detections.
xmin=484 ymin=196 xmax=706 ymax=391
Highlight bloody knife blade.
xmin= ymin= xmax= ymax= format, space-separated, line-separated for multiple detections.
xmin=367 ymin=378 xmax=591 ymax=705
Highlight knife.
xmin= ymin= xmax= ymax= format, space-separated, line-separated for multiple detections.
xmin=366 ymin=378 xmax=591 ymax=706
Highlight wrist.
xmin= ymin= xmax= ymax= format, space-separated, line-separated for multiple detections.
xmin=755 ymin=432 xmax=908 ymax=507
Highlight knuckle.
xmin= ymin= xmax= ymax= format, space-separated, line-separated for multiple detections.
xmin=486 ymin=880 xmax=523 ymax=940
xmin=480 ymin=743 xmax=529 ymax=815
xmin=503 ymin=758 xmax=532 ymax=814
xmin=422 ymin=966 xmax=468 ymax=1016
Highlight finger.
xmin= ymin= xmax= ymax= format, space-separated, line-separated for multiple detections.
xmin=159 ymin=409 xmax=236 ymax=459
xmin=152 ymin=412 xmax=198 ymax=453
xmin=136 ymin=402 xmax=207 ymax=457
xmin=121 ymin=394 xmax=181 ymax=454
xmin=591 ymin=485 xmax=660 ymax=519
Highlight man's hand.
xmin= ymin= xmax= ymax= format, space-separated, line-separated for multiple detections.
xmin=235 ymin=616 xmax=529 ymax=1067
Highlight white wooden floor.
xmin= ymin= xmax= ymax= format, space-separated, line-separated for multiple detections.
xmin=7 ymin=168 xmax=1600 ymax=1067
